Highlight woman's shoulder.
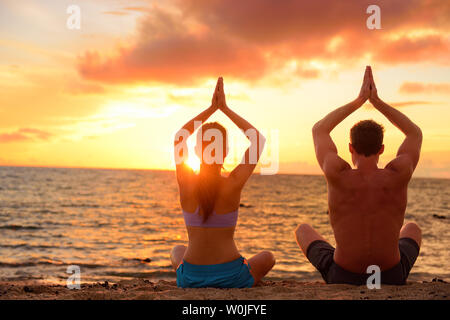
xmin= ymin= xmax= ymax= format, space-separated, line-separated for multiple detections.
xmin=220 ymin=173 xmax=246 ymax=192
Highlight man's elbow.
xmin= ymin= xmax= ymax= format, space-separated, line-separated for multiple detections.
xmin=411 ymin=125 xmax=423 ymax=142
xmin=416 ymin=126 xmax=423 ymax=141
xmin=312 ymin=121 xmax=323 ymax=136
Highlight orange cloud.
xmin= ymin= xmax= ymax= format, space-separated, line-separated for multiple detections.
xmin=77 ymin=0 xmax=450 ymax=85
xmin=103 ymin=7 xmax=149 ymax=16
xmin=123 ymin=7 xmax=149 ymax=13
xmin=390 ymin=101 xmax=436 ymax=107
xmin=362 ymin=100 xmax=435 ymax=109
xmin=78 ymin=7 xmax=267 ymax=85
xmin=399 ymin=82 xmax=450 ymax=94
xmin=0 ymin=128 xmax=53 ymax=143
xmin=66 ymin=81 xmax=106 ymax=95
xmin=374 ymin=35 xmax=449 ymax=64
xmin=103 ymin=11 xmax=129 ymax=16
xmin=295 ymin=65 xmax=321 ymax=79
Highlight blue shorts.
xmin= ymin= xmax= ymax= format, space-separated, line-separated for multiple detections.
xmin=176 ymin=256 xmax=254 ymax=288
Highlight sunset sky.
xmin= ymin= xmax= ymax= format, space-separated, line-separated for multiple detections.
xmin=0 ymin=0 xmax=449 ymax=177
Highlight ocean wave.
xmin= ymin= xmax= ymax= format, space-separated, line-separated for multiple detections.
xmin=121 ymin=258 xmax=152 ymax=264
xmin=0 ymin=260 xmax=64 ymax=268
xmin=0 ymin=225 xmax=42 ymax=231
xmin=32 ymin=209 xmax=62 ymax=214
xmin=0 ymin=260 xmax=106 ymax=269
xmin=3 ymin=203 xmax=32 ymax=209
xmin=4 ymin=174 xmax=20 ymax=179
xmin=138 ymin=226 xmax=159 ymax=233
xmin=102 ymin=270 xmax=175 ymax=279
xmin=61 ymin=203 xmax=100 ymax=208
xmin=0 ymin=243 xmax=89 ymax=250
xmin=0 ymin=244 xmax=28 ymax=249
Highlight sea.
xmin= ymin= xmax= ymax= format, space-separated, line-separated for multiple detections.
xmin=0 ymin=166 xmax=448 ymax=284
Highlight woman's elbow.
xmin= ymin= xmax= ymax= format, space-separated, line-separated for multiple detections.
xmin=174 ymin=128 xmax=189 ymax=145
xmin=258 ymin=134 xmax=266 ymax=151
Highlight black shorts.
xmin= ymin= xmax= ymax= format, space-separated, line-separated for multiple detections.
xmin=306 ymin=238 xmax=420 ymax=285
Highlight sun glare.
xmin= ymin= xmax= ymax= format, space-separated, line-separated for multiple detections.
xmin=186 ymin=154 xmax=200 ymax=172
xmin=186 ymin=137 xmax=200 ymax=172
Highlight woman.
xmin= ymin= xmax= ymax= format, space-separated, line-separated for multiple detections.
xmin=171 ymin=77 xmax=275 ymax=288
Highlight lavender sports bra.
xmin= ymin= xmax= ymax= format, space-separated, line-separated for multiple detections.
xmin=183 ymin=206 xmax=238 ymax=228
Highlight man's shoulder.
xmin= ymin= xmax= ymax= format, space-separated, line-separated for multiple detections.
xmin=323 ymin=162 xmax=353 ymax=183
xmin=385 ymin=155 xmax=415 ymax=178
xmin=326 ymin=168 xmax=410 ymax=189
xmin=380 ymin=162 xmax=414 ymax=187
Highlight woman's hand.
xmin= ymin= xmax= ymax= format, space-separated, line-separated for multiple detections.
xmin=176 ymin=78 xmax=222 ymax=138
xmin=211 ymin=77 xmax=226 ymax=111
xmin=215 ymin=77 xmax=228 ymax=111
xmin=357 ymin=66 xmax=371 ymax=102
xmin=211 ymin=79 xmax=219 ymax=110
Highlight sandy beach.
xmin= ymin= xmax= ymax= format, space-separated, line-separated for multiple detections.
xmin=1 ymin=279 xmax=448 ymax=300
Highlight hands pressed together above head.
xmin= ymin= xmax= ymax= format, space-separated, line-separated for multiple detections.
xmin=211 ymin=77 xmax=228 ymax=112
xmin=358 ymin=66 xmax=380 ymax=106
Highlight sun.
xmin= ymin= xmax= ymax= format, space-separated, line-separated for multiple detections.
xmin=185 ymin=154 xmax=200 ymax=172
xmin=183 ymin=135 xmax=201 ymax=172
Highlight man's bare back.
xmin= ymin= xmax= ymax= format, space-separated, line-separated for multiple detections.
xmin=329 ymin=168 xmax=407 ymax=273
xmin=295 ymin=66 xmax=422 ymax=285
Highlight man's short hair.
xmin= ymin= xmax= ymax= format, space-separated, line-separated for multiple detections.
xmin=350 ymin=120 xmax=384 ymax=156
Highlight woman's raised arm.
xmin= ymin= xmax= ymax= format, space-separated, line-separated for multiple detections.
xmin=174 ymin=78 xmax=220 ymax=180
xmin=216 ymin=78 xmax=266 ymax=188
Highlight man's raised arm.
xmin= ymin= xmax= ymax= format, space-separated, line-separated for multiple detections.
xmin=368 ymin=67 xmax=422 ymax=175
xmin=312 ymin=67 xmax=371 ymax=176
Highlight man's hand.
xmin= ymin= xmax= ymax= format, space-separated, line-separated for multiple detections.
xmin=358 ymin=66 xmax=371 ymax=102
xmin=311 ymin=67 xmax=375 ymax=177
xmin=367 ymin=66 xmax=422 ymax=175
xmin=368 ymin=66 xmax=380 ymax=103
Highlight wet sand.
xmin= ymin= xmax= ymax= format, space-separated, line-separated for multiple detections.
xmin=1 ymin=279 xmax=448 ymax=300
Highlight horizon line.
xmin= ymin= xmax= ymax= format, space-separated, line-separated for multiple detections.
xmin=0 ymin=164 xmax=448 ymax=180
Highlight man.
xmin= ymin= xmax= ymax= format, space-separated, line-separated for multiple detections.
xmin=295 ymin=66 xmax=422 ymax=285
